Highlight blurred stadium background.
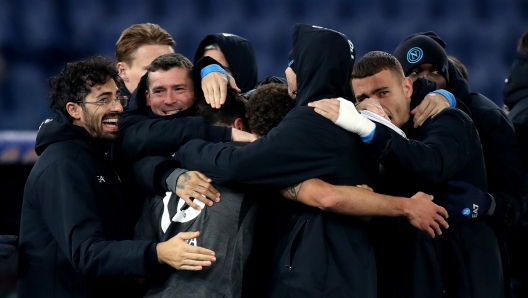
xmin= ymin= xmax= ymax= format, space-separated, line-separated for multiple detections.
xmin=0 ymin=0 xmax=527 ymax=296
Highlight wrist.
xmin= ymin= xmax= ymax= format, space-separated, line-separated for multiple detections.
xmin=155 ymin=242 xmax=164 ymax=264
xmin=431 ymin=89 xmax=456 ymax=108
xmin=201 ymin=65 xmax=230 ymax=83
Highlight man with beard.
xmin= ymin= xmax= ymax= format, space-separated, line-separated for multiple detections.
xmin=17 ymin=56 xmax=217 ymax=298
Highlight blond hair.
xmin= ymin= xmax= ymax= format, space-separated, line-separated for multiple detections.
xmin=115 ymin=23 xmax=175 ymax=65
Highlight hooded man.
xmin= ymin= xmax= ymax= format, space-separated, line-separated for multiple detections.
xmin=194 ymin=33 xmax=258 ymax=93
xmin=174 ymin=24 xmax=379 ymax=297
xmin=169 ymin=22 xmax=449 ymax=298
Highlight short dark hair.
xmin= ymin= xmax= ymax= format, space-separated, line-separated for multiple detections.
xmin=146 ymin=53 xmax=193 ymax=89
xmin=246 ymin=83 xmax=293 ymax=136
xmin=49 ymin=56 xmax=120 ymax=121
xmin=353 ymin=51 xmax=405 ymax=82
xmin=195 ymin=87 xmax=248 ymax=127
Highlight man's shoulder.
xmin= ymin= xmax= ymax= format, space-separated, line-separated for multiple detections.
xmin=434 ymin=107 xmax=472 ymax=122
xmin=419 ymin=107 xmax=475 ymax=134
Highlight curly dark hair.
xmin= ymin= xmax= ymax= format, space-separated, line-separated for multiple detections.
xmin=195 ymin=87 xmax=248 ymax=128
xmin=246 ymin=83 xmax=293 ymax=136
xmin=49 ymin=56 xmax=120 ymax=120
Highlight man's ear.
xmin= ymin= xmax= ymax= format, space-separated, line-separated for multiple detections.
xmin=145 ymin=89 xmax=151 ymax=107
xmin=116 ymin=62 xmax=129 ymax=82
xmin=66 ymin=102 xmax=82 ymax=120
xmin=233 ymin=118 xmax=248 ymax=132
xmin=403 ymin=77 xmax=413 ymax=99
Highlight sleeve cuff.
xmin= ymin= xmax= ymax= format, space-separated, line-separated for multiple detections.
xmin=431 ymin=89 xmax=456 ymax=108
xmin=165 ymin=168 xmax=189 ymax=193
xmin=486 ymin=193 xmax=496 ymax=216
xmin=360 ymin=127 xmax=376 ymax=143
xmin=201 ymin=64 xmax=230 ymax=83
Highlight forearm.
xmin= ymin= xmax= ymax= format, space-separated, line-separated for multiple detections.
xmin=283 ymin=178 xmax=409 ymax=217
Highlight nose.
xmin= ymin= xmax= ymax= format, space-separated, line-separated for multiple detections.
xmin=164 ymin=90 xmax=177 ymax=105
xmin=110 ymin=98 xmax=124 ymax=112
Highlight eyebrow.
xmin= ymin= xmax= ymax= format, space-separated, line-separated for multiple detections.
xmin=96 ymin=91 xmax=114 ymax=98
xmin=356 ymin=86 xmax=389 ymax=100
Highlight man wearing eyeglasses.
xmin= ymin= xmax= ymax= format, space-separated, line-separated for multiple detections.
xmin=17 ymin=56 xmax=217 ymax=298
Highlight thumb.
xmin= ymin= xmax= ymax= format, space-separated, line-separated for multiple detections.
xmin=229 ymin=76 xmax=241 ymax=92
xmin=178 ymin=231 xmax=200 ymax=240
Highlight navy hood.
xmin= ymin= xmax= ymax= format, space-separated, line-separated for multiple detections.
xmin=194 ymin=33 xmax=258 ymax=93
xmin=35 ymin=111 xmax=108 ymax=156
xmin=446 ymin=59 xmax=473 ymax=102
xmin=289 ymin=24 xmax=356 ymax=107
xmin=503 ymin=52 xmax=528 ymax=111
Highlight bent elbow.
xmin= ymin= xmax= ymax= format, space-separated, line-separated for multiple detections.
xmin=315 ymin=192 xmax=341 ymax=211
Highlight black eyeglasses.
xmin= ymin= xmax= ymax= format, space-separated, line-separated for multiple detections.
xmin=78 ymin=96 xmax=128 ymax=108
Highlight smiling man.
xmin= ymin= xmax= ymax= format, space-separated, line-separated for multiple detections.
xmin=145 ymin=53 xmax=195 ymax=117
xmin=17 ymin=56 xmax=217 ymax=298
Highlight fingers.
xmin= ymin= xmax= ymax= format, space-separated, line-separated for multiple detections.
xmin=202 ymin=81 xmax=212 ymax=105
xmin=195 ymin=171 xmax=212 ymax=182
xmin=211 ymin=78 xmax=224 ymax=109
xmin=182 ymin=196 xmax=203 ymax=210
xmin=0 ymin=235 xmax=17 ymax=244
xmin=191 ymin=184 xmax=220 ymax=203
xmin=190 ymin=171 xmax=219 ymax=197
xmin=228 ymin=75 xmax=240 ymax=92
xmin=202 ymin=72 xmax=229 ymax=109
xmin=218 ymin=79 xmax=227 ymax=108
xmin=163 ymin=232 xmax=217 ymax=270
xmin=412 ymin=101 xmax=433 ymax=128
xmin=437 ymin=205 xmax=449 ymax=220
xmin=426 ymin=226 xmax=436 ymax=238
xmin=176 ymin=172 xmax=220 ymax=208
xmin=177 ymin=231 xmax=201 ymax=241
xmin=436 ymin=213 xmax=450 ymax=230
xmin=309 ymin=100 xmax=340 ymax=122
